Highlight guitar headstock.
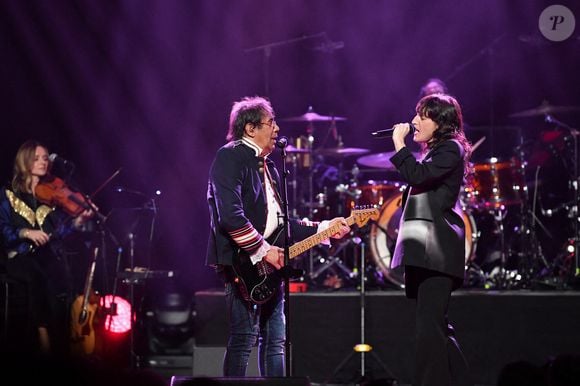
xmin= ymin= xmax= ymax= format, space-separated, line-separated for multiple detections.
xmin=350 ymin=206 xmax=380 ymax=227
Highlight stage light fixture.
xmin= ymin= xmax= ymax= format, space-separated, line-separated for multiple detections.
xmin=100 ymin=294 xmax=132 ymax=334
xmin=145 ymin=291 xmax=195 ymax=355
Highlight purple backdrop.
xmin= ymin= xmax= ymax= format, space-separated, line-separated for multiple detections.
xmin=1 ymin=0 xmax=579 ymax=295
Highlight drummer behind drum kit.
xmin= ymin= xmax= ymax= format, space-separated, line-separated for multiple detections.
xmin=280 ymin=102 xmax=580 ymax=291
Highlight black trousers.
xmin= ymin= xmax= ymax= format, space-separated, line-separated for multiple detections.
xmin=406 ymin=266 xmax=471 ymax=386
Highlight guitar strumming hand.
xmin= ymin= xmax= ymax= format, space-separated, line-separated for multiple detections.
xmin=233 ymin=209 xmax=378 ymax=304
xmin=264 ymin=246 xmax=285 ymax=270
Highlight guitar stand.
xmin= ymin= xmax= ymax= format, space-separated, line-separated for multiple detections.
xmin=324 ymin=241 xmax=397 ymax=385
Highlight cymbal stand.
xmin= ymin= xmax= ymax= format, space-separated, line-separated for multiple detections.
xmin=307 ymin=136 xmax=315 ymax=221
xmin=325 ymin=240 xmax=395 ymax=384
xmin=545 ymin=115 xmax=580 ymax=284
xmin=126 ymin=232 xmax=138 ymax=368
xmin=303 ymin=126 xmax=320 ymax=279
xmin=288 ymin=153 xmax=299 ymax=218
xmin=515 ymin=142 xmax=548 ymax=288
xmin=489 ymin=205 xmax=509 ymax=289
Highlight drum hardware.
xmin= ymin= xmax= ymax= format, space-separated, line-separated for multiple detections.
xmin=350 ymin=163 xmax=361 ymax=183
xmin=291 ymin=135 xmax=314 ymax=168
xmin=279 ymin=106 xmax=347 ymax=123
xmin=511 ymin=112 xmax=580 ymax=287
xmin=284 ymin=107 xmax=351 ymax=221
xmin=471 ymin=143 xmax=534 ymax=289
xmin=314 ymin=147 xmax=370 ymax=157
xmin=469 ymin=156 xmax=526 ymax=210
xmin=285 ymin=136 xmax=315 ymax=218
xmin=283 ymin=107 xmax=359 ymax=282
xmin=286 ymin=150 xmax=301 ymax=218
xmin=508 ymin=100 xmax=580 ymax=118
xmin=471 ymin=135 xmax=486 ymax=153
xmin=308 ymin=237 xmax=357 ymax=286
xmin=346 ymin=180 xmax=406 ymax=215
xmin=285 ymin=145 xmax=310 ymax=153
xmin=336 ymin=183 xmax=362 ymax=200
xmin=487 ymin=141 xmax=556 ymax=290
xmin=356 ymin=151 xmax=422 ymax=170
xmin=543 ymin=115 xmax=580 ymax=285
xmin=483 ymin=206 xmax=512 ymax=289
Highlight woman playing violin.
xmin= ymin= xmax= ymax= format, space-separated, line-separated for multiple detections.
xmin=0 ymin=140 xmax=93 ymax=356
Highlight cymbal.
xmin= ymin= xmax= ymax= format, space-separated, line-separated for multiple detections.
xmin=357 ymin=151 xmax=421 ymax=169
xmin=315 ymin=147 xmax=370 ymax=157
xmin=509 ymin=101 xmax=580 ymax=118
xmin=280 ymin=106 xmax=347 ymax=122
xmin=286 ymin=145 xmax=310 ymax=153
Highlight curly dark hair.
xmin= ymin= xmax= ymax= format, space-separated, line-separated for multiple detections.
xmin=416 ymin=94 xmax=473 ymax=178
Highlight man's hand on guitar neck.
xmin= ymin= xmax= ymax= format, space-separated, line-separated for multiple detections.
xmin=263 ymin=246 xmax=285 ymax=270
xmin=329 ymin=217 xmax=351 ymax=239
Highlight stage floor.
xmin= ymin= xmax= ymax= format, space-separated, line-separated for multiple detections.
xmin=193 ymin=288 xmax=580 ymax=385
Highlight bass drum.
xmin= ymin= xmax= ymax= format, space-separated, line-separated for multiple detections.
xmin=369 ymin=192 xmax=477 ymax=288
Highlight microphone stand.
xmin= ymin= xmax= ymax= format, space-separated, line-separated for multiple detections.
xmin=277 ymin=140 xmax=294 ymax=376
xmin=244 ymin=32 xmax=326 ymax=95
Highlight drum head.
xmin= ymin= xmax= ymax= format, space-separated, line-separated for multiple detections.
xmin=470 ymin=157 xmax=525 ymax=209
xmin=369 ymin=192 xmax=476 ymax=288
xmin=345 ymin=180 xmax=405 ymax=213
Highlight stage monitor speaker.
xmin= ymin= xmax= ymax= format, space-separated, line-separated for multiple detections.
xmin=170 ymin=376 xmax=311 ymax=386
xmin=141 ymin=355 xmax=193 ymax=379
xmin=193 ymin=345 xmax=258 ymax=377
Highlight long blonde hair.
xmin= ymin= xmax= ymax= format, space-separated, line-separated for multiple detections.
xmin=11 ymin=140 xmax=49 ymax=195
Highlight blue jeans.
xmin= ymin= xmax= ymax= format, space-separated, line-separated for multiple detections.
xmin=223 ymin=282 xmax=286 ymax=376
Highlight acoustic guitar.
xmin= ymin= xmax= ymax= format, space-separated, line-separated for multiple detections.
xmin=70 ymin=246 xmax=100 ymax=355
xmin=232 ymin=208 xmax=379 ymax=304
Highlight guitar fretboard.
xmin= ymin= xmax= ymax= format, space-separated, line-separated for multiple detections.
xmin=289 ymin=216 xmax=356 ymax=259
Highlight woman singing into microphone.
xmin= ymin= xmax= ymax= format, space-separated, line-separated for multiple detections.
xmin=388 ymin=94 xmax=473 ymax=386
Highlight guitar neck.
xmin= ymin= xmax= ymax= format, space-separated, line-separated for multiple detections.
xmin=289 ymin=215 xmax=356 ymax=259
xmin=80 ymin=248 xmax=99 ymax=309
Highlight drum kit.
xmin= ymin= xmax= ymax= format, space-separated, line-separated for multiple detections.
xmin=281 ymin=102 xmax=580 ymax=291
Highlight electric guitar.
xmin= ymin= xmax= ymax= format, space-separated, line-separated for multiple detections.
xmin=232 ymin=208 xmax=380 ymax=304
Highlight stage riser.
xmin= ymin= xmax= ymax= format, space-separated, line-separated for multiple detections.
xmin=171 ymin=376 xmax=311 ymax=385
xmin=194 ymin=290 xmax=580 ymax=385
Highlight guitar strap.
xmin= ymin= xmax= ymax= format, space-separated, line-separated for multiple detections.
xmin=268 ymin=226 xmax=284 ymax=247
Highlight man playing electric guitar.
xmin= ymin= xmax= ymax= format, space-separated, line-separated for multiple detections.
xmin=206 ymin=97 xmax=350 ymax=377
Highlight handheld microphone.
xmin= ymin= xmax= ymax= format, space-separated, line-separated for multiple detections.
xmin=371 ymin=123 xmax=416 ymax=138
xmin=49 ymin=153 xmax=73 ymax=166
xmin=276 ymin=136 xmax=288 ymax=149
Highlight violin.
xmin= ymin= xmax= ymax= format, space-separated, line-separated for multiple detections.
xmin=35 ymin=175 xmax=92 ymax=217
